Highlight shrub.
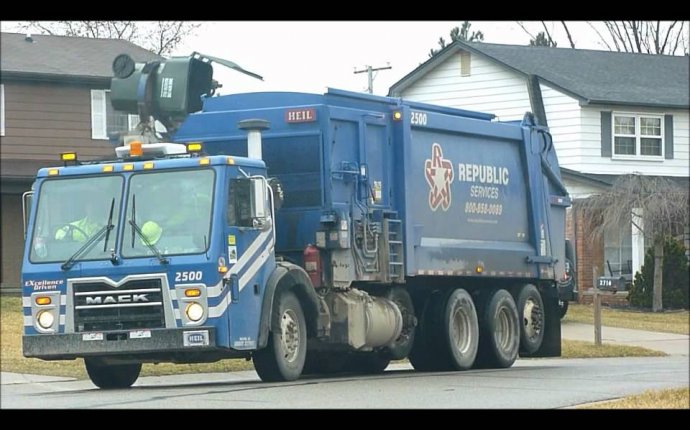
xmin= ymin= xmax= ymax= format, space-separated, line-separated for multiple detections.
xmin=629 ymin=237 xmax=689 ymax=310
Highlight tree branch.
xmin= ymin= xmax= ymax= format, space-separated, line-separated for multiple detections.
xmin=561 ymin=21 xmax=576 ymax=48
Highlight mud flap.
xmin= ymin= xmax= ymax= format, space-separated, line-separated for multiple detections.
xmin=522 ymin=293 xmax=561 ymax=358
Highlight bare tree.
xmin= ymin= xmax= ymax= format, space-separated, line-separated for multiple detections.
xmin=18 ymin=21 xmax=200 ymax=56
xmin=587 ymin=21 xmax=687 ymax=55
xmin=560 ymin=21 xmax=576 ymax=48
xmin=580 ymin=175 xmax=689 ymax=311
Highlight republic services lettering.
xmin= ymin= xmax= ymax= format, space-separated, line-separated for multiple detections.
xmin=457 ymin=163 xmax=509 ymax=186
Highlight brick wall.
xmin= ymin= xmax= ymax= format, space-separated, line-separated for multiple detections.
xmin=570 ymin=201 xmax=609 ymax=304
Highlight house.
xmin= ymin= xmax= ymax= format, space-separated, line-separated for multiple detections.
xmin=0 ymin=32 xmax=162 ymax=292
xmin=389 ymin=41 xmax=689 ymax=298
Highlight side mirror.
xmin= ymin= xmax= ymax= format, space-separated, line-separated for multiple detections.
xmin=250 ymin=178 xmax=269 ymax=229
xmin=22 ymin=191 xmax=34 ymax=238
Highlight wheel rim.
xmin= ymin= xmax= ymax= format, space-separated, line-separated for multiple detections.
xmin=496 ymin=307 xmax=513 ymax=351
xmin=279 ymin=309 xmax=300 ymax=363
xmin=522 ymin=298 xmax=542 ymax=341
xmin=450 ymin=306 xmax=472 ymax=354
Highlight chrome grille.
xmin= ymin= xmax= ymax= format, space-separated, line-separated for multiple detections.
xmin=73 ymin=279 xmax=165 ymax=332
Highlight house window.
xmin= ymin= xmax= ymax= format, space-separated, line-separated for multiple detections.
xmin=1 ymin=84 xmax=5 ymax=136
xmin=91 ymin=89 xmax=138 ymax=140
xmin=603 ymin=222 xmax=633 ymax=277
xmin=613 ymin=113 xmax=663 ymax=158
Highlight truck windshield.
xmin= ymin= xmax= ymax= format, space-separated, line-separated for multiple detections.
xmin=122 ymin=169 xmax=214 ymax=258
xmin=29 ymin=176 xmax=124 ymax=263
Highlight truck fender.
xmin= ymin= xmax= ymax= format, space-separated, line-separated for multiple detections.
xmin=257 ymin=262 xmax=321 ymax=349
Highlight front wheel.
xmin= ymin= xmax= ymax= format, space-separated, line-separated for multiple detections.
xmin=84 ymin=359 xmax=141 ymax=389
xmin=253 ymin=291 xmax=307 ymax=382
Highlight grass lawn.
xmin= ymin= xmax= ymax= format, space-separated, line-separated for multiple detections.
xmin=561 ymin=339 xmax=665 ymax=359
xmin=564 ymin=303 xmax=689 ymax=335
xmin=579 ymin=387 xmax=690 ymax=409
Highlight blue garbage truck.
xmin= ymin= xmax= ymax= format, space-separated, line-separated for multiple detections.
xmin=21 ymin=54 xmax=572 ymax=388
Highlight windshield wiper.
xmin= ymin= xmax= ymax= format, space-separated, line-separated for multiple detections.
xmin=61 ymin=200 xmax=117 ymax=271
xmin=61 ymin=224 xmax=112 ymax=271
xmin=129 ymin=194 xmax=167 ymax=265
xmin=103 ymin=198 xmax=116 ymax=253
xmin=128 ymin=219 xmax=168 ymax=265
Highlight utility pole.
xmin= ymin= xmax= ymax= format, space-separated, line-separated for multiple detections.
xmin=354 ymin=63 xmax=392 ymax=94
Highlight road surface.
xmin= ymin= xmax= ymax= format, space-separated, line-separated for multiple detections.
xmin=2 ymin=356 xmax=688 ymax=409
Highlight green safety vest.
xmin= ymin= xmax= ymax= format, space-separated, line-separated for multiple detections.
xmin=54 ymin=217 xmax=100 ymax=242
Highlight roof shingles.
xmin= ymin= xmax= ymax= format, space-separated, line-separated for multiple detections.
xmin=390 ymin=41 xmax=689 ymax=108
xmin=1 ymin=32 xmax=162 ymax=80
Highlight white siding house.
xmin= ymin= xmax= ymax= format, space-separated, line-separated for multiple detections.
xmin=400 ymin=53 xmax=532 ymax=122
xmin=390 ymin=41 xmax=689 ymax=293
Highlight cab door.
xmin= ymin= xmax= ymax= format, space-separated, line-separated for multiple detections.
xmin=223 ymin=174 xmax=276 ymax=351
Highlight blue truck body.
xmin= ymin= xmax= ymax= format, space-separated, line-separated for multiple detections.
xmin=174 ymin=88 xmax=570 ymax=283
xmin=22 ymin=83 xmax=570 ymax=386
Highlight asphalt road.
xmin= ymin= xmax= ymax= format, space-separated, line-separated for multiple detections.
xmin=2 ymin=356 xmax=688 ymax=409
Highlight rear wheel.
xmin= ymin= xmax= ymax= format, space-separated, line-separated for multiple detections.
xmin=442 ymin=289 xmax=479 ymax=370
xmin=515 ymin=284 xmax=544 ymax=354
xmin=409 ymin=290 xmax=448 ymax=371
xmin=84 ymin=359 xmax=141 ymax=389
xmin=253 ymin=291 xmax=307 ymax=382
xmin=409 ymin=288 xmax=479 ymax=371
xmin=475 ymin=289 xmax=520 ymax=369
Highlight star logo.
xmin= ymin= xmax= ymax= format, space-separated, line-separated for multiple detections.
xmin=424 ymin=143 xmax=454 ymax=211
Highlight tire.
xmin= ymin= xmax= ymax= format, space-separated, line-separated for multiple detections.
xmin=558 ymin=300 xmax=569 ymax=319
xmin=516 ymin=284 xmax=545 ymax=354
xmin=409 ymin=288 xmax=479 ymax=371
xmin=408 ymin=291 xmax=448 ymax=371
xmin=84 ymin=359 xmax=141 ymax=389
xmin=253 ymin=291 xmax=307 ymax=382
xmin=381 ymin=286 xmax=416 ymax=360
xmin=475 ymin=289 xmax=520 ymax=369
xmin=442 ymin=288 xmax=479 ymax=370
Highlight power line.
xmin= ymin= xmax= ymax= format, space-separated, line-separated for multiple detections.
xmin=354 ymin=63 xmax=392 ymax=94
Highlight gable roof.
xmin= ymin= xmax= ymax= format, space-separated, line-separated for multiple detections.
xmin=1 ymin=32 xmax=162 ymax=83
xmin=390 ymin=41 xmax=690 ymax=109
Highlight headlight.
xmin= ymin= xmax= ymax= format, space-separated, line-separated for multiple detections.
xmin=36 ymin=310 xmax=55 ymax=329
xmin=185 ymin=302 xmax=204 ymax=322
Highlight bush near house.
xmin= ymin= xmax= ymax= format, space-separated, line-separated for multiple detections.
xmin=629 ymin=237 xmax=689 ymax=309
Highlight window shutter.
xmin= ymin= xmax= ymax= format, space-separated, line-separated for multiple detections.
xmin=600 ymin=111 xmax=612 ymax=157
xmin=91 ymin=90 xmax=106 ymax=139
xmin=1 ymin=84 xmax=5 ymax=136
xmin=664 ymin=114 xmax=674 ymax=159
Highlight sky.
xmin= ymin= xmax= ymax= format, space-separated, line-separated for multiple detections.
xmin=0 ymin=21 xmax=623 ymax=96
xmin=170 ymin=21 xmax=608 ymax=96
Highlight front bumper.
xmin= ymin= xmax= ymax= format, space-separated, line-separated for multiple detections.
xmin=23 ymin=327 xmax=218 ymax=360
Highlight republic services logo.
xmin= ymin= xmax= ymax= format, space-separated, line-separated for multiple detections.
xmin=424 ymin=143 xmax=454 ymax=211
